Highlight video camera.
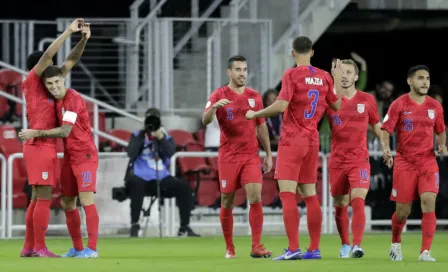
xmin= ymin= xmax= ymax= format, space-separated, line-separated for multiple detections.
xmin=144 ymin=114 xmax=161 ymax=133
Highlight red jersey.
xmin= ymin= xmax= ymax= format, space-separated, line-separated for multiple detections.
xmin=57 ymin=89 xmax=98 ymax=164
xmin=22 ymin=69 xmax=57 ymax=147
xmin=327 ymin=91 xmax=380 ymax=167
xmin=205 ymin=86 xmax=264 ymax=162
xmin=381 ymin=94 xmax=446 ymax=170
xmin=278 ymin=66 xmax=338 ymax=147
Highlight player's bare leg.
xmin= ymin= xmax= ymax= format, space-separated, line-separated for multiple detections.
xmin=333 ymin=194 xmax=350 ymax=258
xmin=76 ymin=192 xmax=99 ymax=258
xmin=60 ymin=196 xmax=84 ymax=257
xmin=273 ymin=180 xmax=302 ymax=261
xmin=220 ymin=192 xmax=236 ymax=258
xmin=21 ymin=187 xmax=38 ymax=257
xmin=418 ymin=192 xmax=437 ymax=262
xmin=390 ymin=202 xmax=411 ymax=261
xmin=298 ymin=183 xmax=322 ymax=259
xmin=33 ymin=185 xmax=59 ymax=257
xmin=244 ymin=183 xmax=272 ymax=258
xmin=349 ymin=188 xmax=368 ymax=258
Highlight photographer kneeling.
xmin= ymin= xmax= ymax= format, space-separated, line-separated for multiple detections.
xmin=125 ymin=108 xmax=200 ymax=237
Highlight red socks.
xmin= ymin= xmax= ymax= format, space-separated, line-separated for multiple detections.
xmin=33 ymin=199 xmax=51 ymax=251
xmin=303 ymin=195 xmax=322 ymax=251
xmin=83 ymin=204 xmax=99 ymax=251
xmin=392 ymin=212 xmax=406 ymax=243
xmin=421 ymin=212 xmax=436 ymax=253
xmin=23 ymin=201 xmax=36 ymax=250
xmin=279 ymin=192 xmax=300 ymax=251
xmin=220 ymin=207 xmax=234 ymax=250
xmin=335 ymin=205 xmax=350 ymax=245
xmin=249 ymin=202 xmax=263 ymax=247
xmin=65 ymin=209 xmax=84 ymax=251
xmin=351 ymin=198 xmax=366 ymax=246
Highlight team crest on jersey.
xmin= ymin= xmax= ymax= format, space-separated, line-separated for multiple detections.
xmin=428 ymin=109 xmax=435 ymax=119
xmin=248 ymin=98 xmax=255 ymax=108
xmin=42 ymin=172 xmax=48 ymax=180
xmin=357 ymin=104 xmax=365 ymax=113
xmin=221 ymin=180 xmax=227 ymax=188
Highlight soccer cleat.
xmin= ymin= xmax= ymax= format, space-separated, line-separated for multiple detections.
xmin=61 ymin=248 xmax=84 ymax=258
xmin=390 ymin=243 xmax=403 ymax=261
xmin=34 ymin=248 xmax=60 ymax=258
xmin=339 ymin=244 xmax=351 ymax=258
xmin=418 ymin=250 xmax=436 ymax=262
xmin=272 ymin=248 xmax=302 ymax=260
xmin=75 ymin=247 xmax=99 ymax=258
xmin=302 ymin=249 xmax=322 ymax=260
xmin=20 ymin=248 xmax=37 ymax=257
xmin=351 ymin=245 xmax=364 ymax=258
xmin=225 ymin=249 xmax=236 ymax=259
xmin=250 ymin=244 xmax=272 ymax=258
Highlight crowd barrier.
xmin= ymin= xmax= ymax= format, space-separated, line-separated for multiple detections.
xmin=1 ymin=151 xmax=448 ymax=239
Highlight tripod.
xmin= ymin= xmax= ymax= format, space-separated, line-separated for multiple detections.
xmin=142 ymin=139 xmax=163 ymax=238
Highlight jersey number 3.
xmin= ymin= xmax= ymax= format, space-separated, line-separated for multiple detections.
xmin=304 ymin=89 xmax=319 ymax=119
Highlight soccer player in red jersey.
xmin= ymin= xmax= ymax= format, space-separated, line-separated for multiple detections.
xmin=246 ymin=36 xmax=342 ymax=260
xmin=381 ymin=65 xmax=447 ymax=262
xmin=19 ymin=24 xmax=99 ymax=259
xmin=202 ymin=55 xmax=273 ymax=259
xmin=19 ymin=18 xmax=87 ymax=258
xmin=326 ymin=59 xmax=383 ymax=259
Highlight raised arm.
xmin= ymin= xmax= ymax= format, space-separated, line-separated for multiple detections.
xmin=34 ymin=18 xmax=84 ymax=77
xmin=61 ymin=23 xmax=91 ymax=76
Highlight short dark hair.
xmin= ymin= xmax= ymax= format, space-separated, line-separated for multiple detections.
xmin=145 ymin=107 xmax=161 ymax=118
xmin=407 ymin=65 xmax=430 ymax=78
xmin=42 ymin=66 xmax=63 ymax=80
xmin=26 ymin=51 xmax=44 ymax=71
xmin=228 ymin=55 xmax=247 ymax=69
xmin=262 ymin=89 xmax=279 ymax=107
xmin=292 ymin=36 xmax=313 ymax=54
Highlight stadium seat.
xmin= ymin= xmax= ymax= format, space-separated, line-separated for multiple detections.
xmin=168 ymin=129 xmax=195 ymax=149
xmin=207 ymin=157 xmax=218 ymax=171
xmin=108 ymin=129 xmax=132 ymax=152
xmin=192 ymin=170 xmax=220 ymax=207
xmin=0 ymin=96 xmax=10 ymax=120
xmin=0 ymin=126 xmax=28 ymax=209
xmin=177 ymin=141 xmax=212 ymax=205
xmin=0 ymin=69 xmax=23 ymax=118
xmin=195 ymin=128 xmax=205 ymax=146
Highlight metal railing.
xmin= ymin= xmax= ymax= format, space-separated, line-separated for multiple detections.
xmin=169 ymin=151 xmax=330 ymax=237
xmin=0 ymin=60 xmax=142 ymax=148
xmin=3 ymin=152 xmax=169 ymax=238
xmin=3 ymin=149 xmax=448 ymax=238
xmin=0 ymin=154 xmax=6 ymax=239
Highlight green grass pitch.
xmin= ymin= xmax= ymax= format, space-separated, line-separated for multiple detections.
xmin=1 ymin=233 xmax=446 ymax=272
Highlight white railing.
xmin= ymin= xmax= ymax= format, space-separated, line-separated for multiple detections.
xmin=3 ymin=150 xmax=448 ymax=238
xmin=169 ymin=151 xmax=330 ymax=237
xmin=173 ymin=0 xmax=223 ymax=57
xmin=0 ymin=154 xmax=6 ymax=239
xmin=3 ymin=152 xmax=171 ymax=238
xmin=0 ymin=60 xmax=141 ymax=148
